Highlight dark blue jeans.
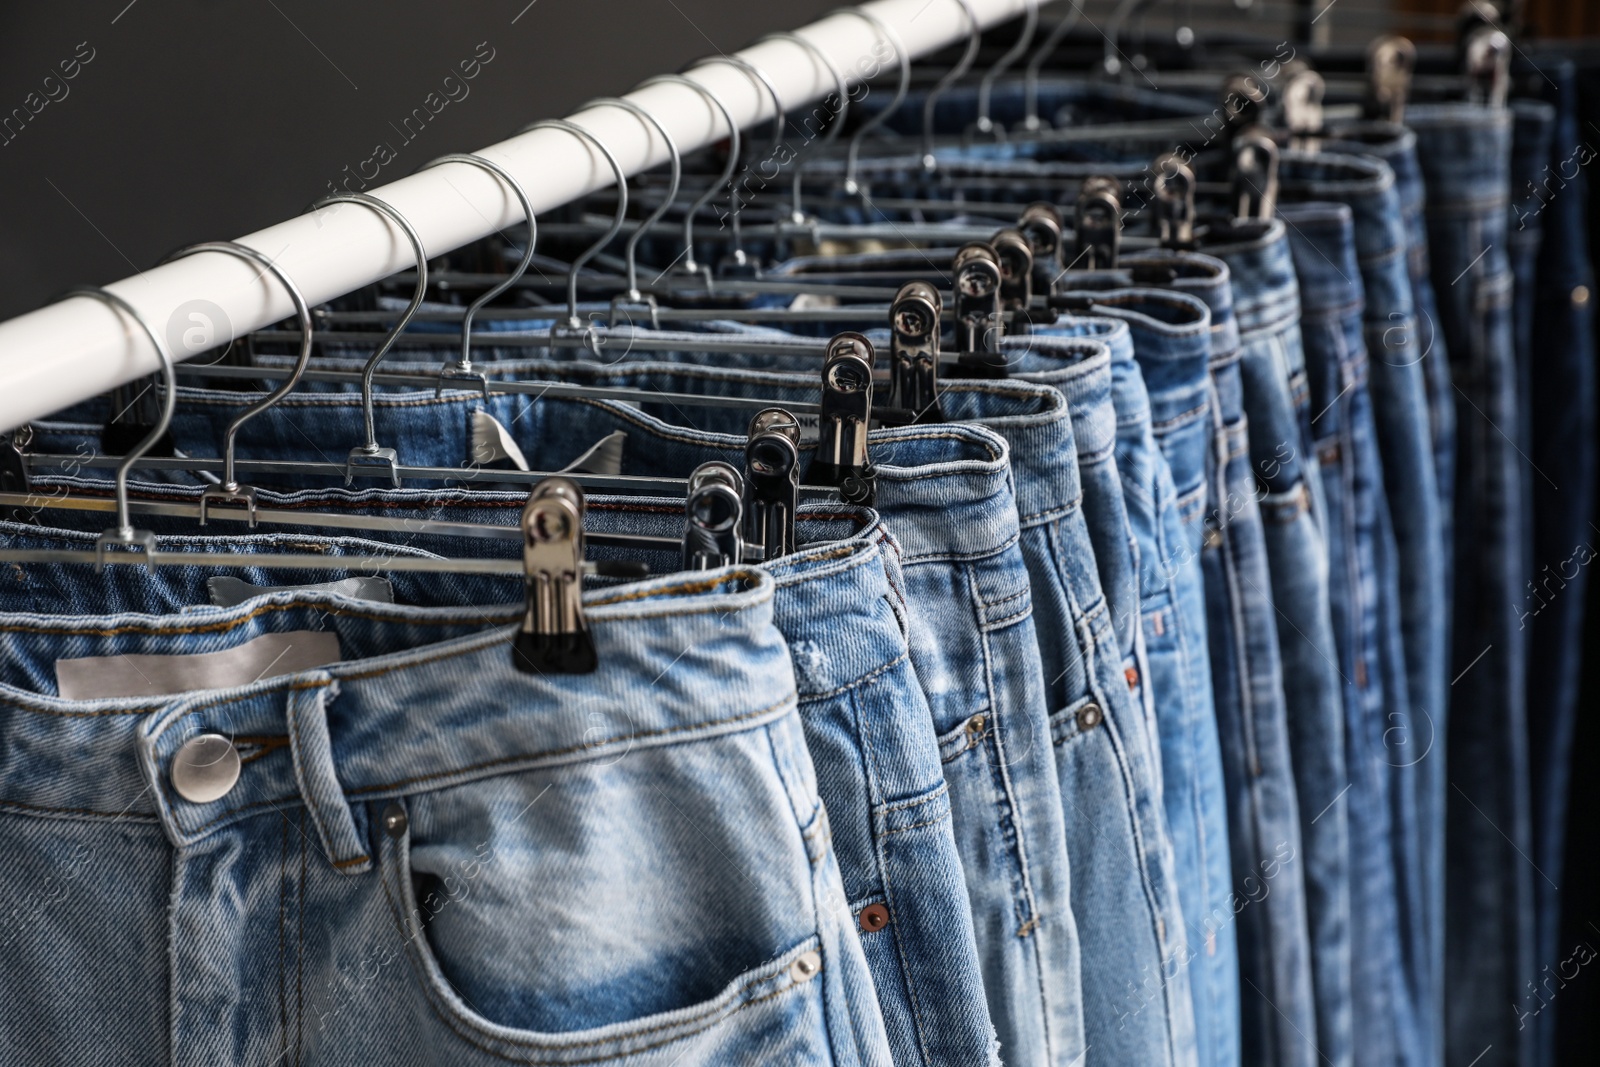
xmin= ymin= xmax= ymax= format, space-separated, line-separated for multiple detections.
xmin=1408 ymin=101 xmax=1535 ymax=1067
xmin=1279 ymin=202 xmax=1416 ymax=1067
xmin=1182 ymin=223 xmax=1354 ymax=1067
xmin=1278 ymin=151 xmax=1442 ymax=1067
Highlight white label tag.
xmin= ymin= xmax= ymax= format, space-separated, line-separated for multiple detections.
xmin=56 ymin=631 xmax=342 ymax=700
xmin=207 ymin=576 xmax=394 ymax=608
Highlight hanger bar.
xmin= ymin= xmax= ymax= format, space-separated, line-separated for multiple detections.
xmin=314 ymin=306 xmax=958 ymax=326
xmin=0 ymin=489 xmax=684 ymax=550
xmin=0 ymin=547 xmax=532 ymax=575
xmin=20 ymin=452 xmax=849 ymax=500
xmin=0 ymin=0 xmax=1053 ymax=434
xmin=174 ymin=362 xmax=828 ymax=415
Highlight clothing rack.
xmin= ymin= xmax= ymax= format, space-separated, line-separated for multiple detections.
xmin=0 ymin=0 xmax=1047 ymax=434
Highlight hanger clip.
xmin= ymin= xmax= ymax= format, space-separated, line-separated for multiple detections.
xmin=1221 ymin=72 xmax=1269 ymax=136
xmin=1075 ymin=177 xmax=1122 ymax=270
xmin=1152 ymin=154 xmax=1197 ymax=250
xmin=683 ymin=462 xmax=745 ymax=570
xmin=1281 ymin=68 xmax=1325 ymax=153
xmin=1365 ymin=36 xmax=1416 ymax=124
xmin=881 ymin=281 xmax=944 ymax=426
xmin=744 ymin=408 xmax=801 ymax=562
xmin=950 ymin=243 xmax=1008 ymax=379
xmin=1 ymin=427 xmax=34 ymax=524
xmin=1231 ymin=127 xmax=1280 ymax=221
xmin=991 ymin=228 xmax=1035 ymax=316
xmin=1464 ymin=25 xmax=1511 ymax=109
xmin=513 ymin=476 xmax=598 ymax=675
xmin=806 ymin=333 xmax=877 ymax=506
xmin=1018 ymin=202 xmax=1065 ymax=296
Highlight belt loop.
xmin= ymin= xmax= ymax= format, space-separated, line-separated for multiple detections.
xmin=286 ymin=681 xmax=372 ymax=876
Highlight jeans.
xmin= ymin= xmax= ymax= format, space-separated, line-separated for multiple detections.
xmin=1408 ymin=101 xmax=1534 ymax=1067
xmin=1020 ymin=309 xmax=1241 ymax=1067
xmin=0 ymin=527 xmax=895 ymax=1067
xmin=1279 ymin=201 xmax=1414 ymax=1067
xmin=1279 ymin=150 xmax=1445 ymax=1067
xmin=1517 ymin=58 xmax=1599 ymax=1067
xmin=40 ymin=383 xmax=1089 ymax=1065
xmin=1178 ymin=223 xmax=1354 ymax=1067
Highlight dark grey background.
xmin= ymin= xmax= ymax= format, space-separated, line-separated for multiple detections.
xmin=0 ymin=0 xmax=839 ymax=321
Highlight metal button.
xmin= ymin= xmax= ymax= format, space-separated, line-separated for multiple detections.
xmin=1076 ymin=703 xmax=1103 ymax=731
xmin=1575 ymin=285 xmax=1591 ymax=306
xmin=382 ymin=803 xmax=408 ymax=839
xmin=170 ymin=733 xmax=241 ymax=804
xmin=790 ymin=950 xmax=823 ymax=983
xmin=1125 ymin=666 xmax=1140 ymax=690
xmin=965 ymin=713 xmax=987 ymax=737
xmin=859 ymin=904 xmax=890 ymax=933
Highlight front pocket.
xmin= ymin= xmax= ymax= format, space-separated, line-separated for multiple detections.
xmin=378 ymin=809 xmax=841 ymax=1065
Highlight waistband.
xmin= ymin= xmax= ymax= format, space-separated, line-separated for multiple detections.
xmin=0 ymin=557 xmax=796 ymax=869
xmin=1404 ymin=102 xmax=1513 ymax=212
xmin=1277 ymin=203 xmax=1365 ymax=320
xmin=1183 ymin=219 xmax=1301 ymax=341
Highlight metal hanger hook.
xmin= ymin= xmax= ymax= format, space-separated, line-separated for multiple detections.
xmin=756 ymin=32 xmax=849 ymax=225
xmin=976 ymin=0 xmax=1038 ymax=136
xmin=1024 ymin=3 xmax=1084 ymax=130
xmin=579 ymin=97 xmax=680 ymax=300
xmin=634 ymin=74 xmax=739 ymax=279
xmin=59 ymin=286 xmax=176 ymax=559
xmin=419 ymin=153 xmax=538 ymax=396
xmin=683 ymin=55 xmax=785 ymax=271
xmin=1104 ymin=0 xmax=1158 ymax=78
xmin=828 ymin=7 xmax=909 ymax=197
xmin=159 ymin=240 xmax=312 ymax=525
xmin=310 ymin=192 xmax=428 ymax=483
xmin=518 ymin=118 xmax=628 ymax=327
xmin=922 ymin=0 xmax=983 ymax=172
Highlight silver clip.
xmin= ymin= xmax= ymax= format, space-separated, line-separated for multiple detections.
xmin=806 ymin=333 xmax=877 ymax=506
xmin=1282 ymin=68 xmax=1325 ymax=153
xmin=1465 ymin=26 xmax=1511 ymax=109
xmin=952 ymin=243 xmax=1005 ymax=378
xmin=1232 ymin=127 xmax=1280 ymax=221
xmin=683 ymin=462 xmax=745 ymax=571
xmin=1076 ymin=177 xmax=1122 ymax=270
xmin=1018 ymin=202 xmax=1065 ymax=295
xmin=744 ymin=409 xmax=801 ymax=562
xmin=1221 ymin=72 xmax=1269 ymax=134
xmin=991 ymin=228 xmax=1035 ymax=313
xmin=1152 ymin=154 xmax=1196 ymax=249
xmin=1366 ymin=35 xmax=1417 ymax=124
xmin=886 ymin=281 xmax=943 ymax=425
xmin=512 ymin=477 xmax=597 ymax=675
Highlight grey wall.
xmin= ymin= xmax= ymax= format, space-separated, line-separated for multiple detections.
xmin=0 ymin=0 xmax=839 ymax=321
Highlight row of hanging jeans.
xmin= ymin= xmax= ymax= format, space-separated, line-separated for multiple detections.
xmin=0 ymin=14 xmax=1595 ymax=1067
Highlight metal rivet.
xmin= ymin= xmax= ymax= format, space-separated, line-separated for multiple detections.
xmin=1125 ymin=666 xmax=1140 ymax=690
xmin=1076 ymin=703 xmax=1103 ymax=731
xmin=965 ymin=713 xmax=987 ymax=737
xmin=1575 ymin=285 xmax=1591 ymax=306
xmin=170 ymin=733 xmax=241 ymax=804
xmin=859 ymin=904 xmax=890 ymax=933
xmin=1203 ymin=523 xmax=1224 ymax=550
xmin=790 ymin=950 xmax=823 ymax=983
xmin=382 ymin=803 xmax=408 ymax=839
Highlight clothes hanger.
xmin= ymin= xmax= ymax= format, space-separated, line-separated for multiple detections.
xmin=753 ymin=31 xmax=850 ymax=226
xmin=920 ymin=0 xmax=983 ymax=171
xmin=834 ymin=5 xmax=911 ymax=198
xmin=1021 ymin=3 xmax=1085 ymax=132
xmin=972 ymin=0 xmax=1038 ymax=140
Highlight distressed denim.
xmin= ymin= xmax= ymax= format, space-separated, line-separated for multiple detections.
xmin=0 ymin=531 xmax=897 ymax=1067
xmin=1019 ymin=310 xmax=1241 ymax=1067
xmin=1279 ymin=202 xmax=1416 ymax=1067
xmin=34 ymin=385 xmax=1087 ymax=1066
xmin=1408 ymin=101 xmax=1534 ymax=1067
xmin=1175 ymin=223 xmax=1354 ymax=1067
xmin=1278 ymin=151 xmax=1444 ymax=1067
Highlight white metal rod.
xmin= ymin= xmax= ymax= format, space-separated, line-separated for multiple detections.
xmin=0 ymin=0 xmax=1048 ymax=433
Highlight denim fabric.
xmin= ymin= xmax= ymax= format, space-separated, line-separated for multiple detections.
xmin=33 ymin=386 xmax=1089 ymax=1066
xmin=1279 ymin=202 xmax=1417 ymax=1067
xmin=1177 ymin=222 xmax=1355 ymax=1067
xmin=1278 ymin=151 xmax=1445 ymax=1067
xmin=1521 ymin=58 xmax=1599 ymax=1067
xmin=3 ymin=495 xmax=1000 ymax=1067
xmin=1322 ymin=122 xmax=1455 ymax=1056
xmin=1019 ymin=310 xmax=1241 ymax=1067
xmin=1408 ymin=101 xmax=1535 ymax=1067
xmin=0 ymin=535 xmax=898 ymax=1067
